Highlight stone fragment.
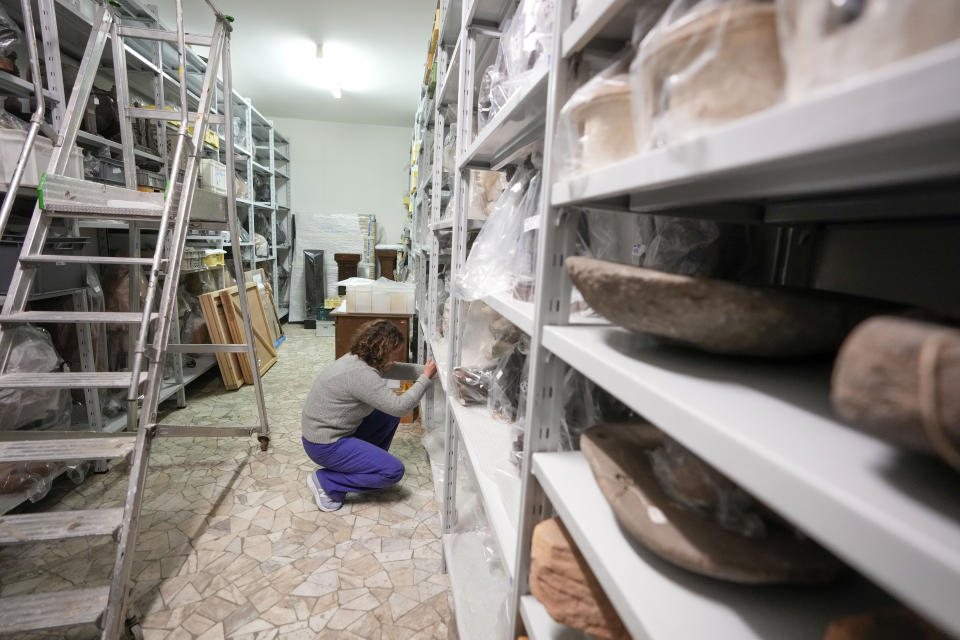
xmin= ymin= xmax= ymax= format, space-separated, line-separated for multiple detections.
xmin=530 ymin=517 xmax=628 ymax=640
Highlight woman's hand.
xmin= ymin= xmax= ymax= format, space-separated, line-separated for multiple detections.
xmin=424 ymin=358 xmax=438 ymax=379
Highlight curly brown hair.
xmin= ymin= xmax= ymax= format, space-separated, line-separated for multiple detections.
xmin=350 ymin=320 xmax=405 ymax=370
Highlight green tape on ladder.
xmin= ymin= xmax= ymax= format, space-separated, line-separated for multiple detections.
xmin=108 ymin=0 xmax=121 ymax=6
xmin=37 ymin=172 xmax=46 ymax=210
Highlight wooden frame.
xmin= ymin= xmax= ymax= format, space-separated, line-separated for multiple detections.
xmin=220 ymin=283 xmax=277 ymax=383
xmin=197 ymin=291 xmax=244 ymax=390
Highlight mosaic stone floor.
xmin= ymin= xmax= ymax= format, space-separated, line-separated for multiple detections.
xmin=0 ymin=326 xmax=452 ymax=640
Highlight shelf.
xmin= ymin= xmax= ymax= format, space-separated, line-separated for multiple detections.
xmin=0 ymin=69 xmax=59 ymax=102
xmin=541 ymin=325 xmax=960 ymax=636
xmin=464 ymin=0 xmax=513 ymax=27
xmin=252 ymin=160 xmax=272 ymax=175
xmin=447 ymin=398 xmax=520 ymax=578
xmin=430 ymin=218 xmax=484 ymax=232
xmin=535 ymin=451 xmax=890 ymax=639
xmin=482 ymin=292 xmax=534 ymax=335
xmin=254 ymin=202 xmax=274 ymax=209
xmin=76 ymin=130 xmax=163 ymax=163
xmin=461 ymin=66 xmax=549 ymax=171
xmin=519 ymin=596 xmax=583 ymax=640
xmin=562 ymin=0 xmax=638 ymax=58
xmin=439 ymin=0 xmax=463 ymax=45
xmin=552 ymin=41 xmax=960 ymax=213
xmin=438 ymin=36 xmax=461 ymax=106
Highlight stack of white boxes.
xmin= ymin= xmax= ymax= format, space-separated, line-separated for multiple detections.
xmin=358 ymin=214 xmax=377 ymax=279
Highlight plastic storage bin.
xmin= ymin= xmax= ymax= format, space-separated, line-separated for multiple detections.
xmin=0 ymin=236 xmax=88 ymax=294
xmin=198 ymin=158 xmax=227 ymax=195
xmin=0 ymin=129 xmax=82 ymax=189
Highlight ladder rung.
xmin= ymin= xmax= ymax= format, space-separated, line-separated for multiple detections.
xmin=0 ymin=371 xmax=148 ymax=389
xmin=39 ymin=173 xmax=166 ymax=220
xmin=0 ymin=586 xmax=109 ymax=634
xmin=156 ymin=424 xmax=259 ymax=438
xmin=21 ymin=254 xmax=154 ymax=266
xmin=117 ymin=25 xmax=211 ymax=46
xmin=0 ymin=508 xmax=123 ymax=544
xmin=166 ymin=343 xmax=249 ymax=353
xmin=0 ymin=311 xmax=159 ymax=325
xmin=125 ymin=107 xmax=225 ymax=125
xmin=0 ymin=435 xmax=136 ymax=463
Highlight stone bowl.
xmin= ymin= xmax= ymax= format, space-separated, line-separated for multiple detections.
xmin=566 ymin=256 xmax=882 ymax=357
xmin=581 ymin=423 xmax=844 ymax=584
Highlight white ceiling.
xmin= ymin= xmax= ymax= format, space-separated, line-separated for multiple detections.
xmin=157 ymin=0 xmax=436 ymax=127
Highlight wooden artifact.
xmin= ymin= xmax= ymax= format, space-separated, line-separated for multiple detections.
xmin=823 ymin=609 xmax=948 ymax=640
xmin=219 ymin=283 xmax=277 ymax=384
xmin=832 ymin=316 xmax=960 ymax=470
xmin=580 ymin=423 xmax=843 ymax=583
xmin=565 ymin=256 xmax=881 ymax=356
xmin=198 ymin=290 xmax=243 ymax=390
xmin=530 ymin=517 xmax=629 ymax=640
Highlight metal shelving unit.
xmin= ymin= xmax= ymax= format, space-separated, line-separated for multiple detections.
xmin=0 ymin=0 xmax=292 ymax=518
xmin=414 ymin=0 xmax=960 ymax=639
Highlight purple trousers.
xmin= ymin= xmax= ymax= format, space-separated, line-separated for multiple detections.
xmin=302 ymin=409 xmax=404 ymax=502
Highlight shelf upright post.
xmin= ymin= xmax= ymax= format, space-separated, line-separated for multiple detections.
xmin=37 ymin=0 xmax=65 ymax=132
xmin=441 ymin=22 xmax=476 ymax=538
xmin=507 ymin=0 xmax=579 ymax=634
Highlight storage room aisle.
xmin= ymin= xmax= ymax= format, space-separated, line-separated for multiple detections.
xmin=0 ymin=326 xmax=451 ymax=640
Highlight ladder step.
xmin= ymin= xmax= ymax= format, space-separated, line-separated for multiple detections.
xmin=126 ymin=107 xmax=225 ymax=125
xmin=116 ymin=25 xmax=211 ymax=46
xmin=156 ymin=424 xmax=259 ymax=438
xmin=0 ymin=371 xmax=148 ymax=389
xmin=0 ymin=311 xmax=159 ymax=324
xmin=0 ymin=508 xmax=123 ymax=544
xmin=0 ymin=435 xmax=136 ymax=463
xmin=21 ymin=254 xmax=154 ymax=266
xmin=39 ymin=173 xmax=167 ymax=220
xmin=0 ymin=586 xmax=109 ymax=634
xmin=166 ymin=343 xmax=249 ymax=353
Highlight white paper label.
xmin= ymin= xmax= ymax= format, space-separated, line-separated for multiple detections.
xmin=523 ymin=216 xmax=540 ymax=233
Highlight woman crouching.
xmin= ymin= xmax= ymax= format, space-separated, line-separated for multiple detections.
xmin=302 ymin=320 xmax=437 ymax=511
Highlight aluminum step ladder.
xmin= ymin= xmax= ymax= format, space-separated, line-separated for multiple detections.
xmin=0 ymin=1 xmax=269 ymax=638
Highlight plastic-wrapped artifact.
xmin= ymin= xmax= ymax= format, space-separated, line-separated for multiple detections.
xmin=777 ymin=0 xmax=960 ymax=101
xmin=631 ymin=0 xmax=785 ymax=149
xmin=554 ymin=55 xmax=636 ymax=180
xmin=453 ymin=366 xmax=494 ymax=406
xmin=0 ymin=325 xmax=70 ymax=432
xmin=453 ymin=169 xmax=533 ymax=301
xmin=487 ymin=335 xmax=529 ymax=423
xmin=459 ymin=301 xmax=523 ymax=368
xmin=467 ymin=170 xmax=508 ymax=220
xmin=0 ymin=4 xmax=21 ymax=57
xmin=508 ymin=171 xmax=542 ymax=301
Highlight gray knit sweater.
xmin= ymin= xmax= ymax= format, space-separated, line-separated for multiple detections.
xmin=301 ymin=353 xmax=432 ymax=444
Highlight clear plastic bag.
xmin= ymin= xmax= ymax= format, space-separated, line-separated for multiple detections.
xmin=0 ymin=325 xmax=71 ymax=432
xmin=631 ymin=0 xmax=785 ymax=150
xmin=777 ymin=0 xmax=960 ymax=101
xmin=507 ymin=169 xmax=542 ymax=301
xmin=452 ymin=169 xmax=533 ymax=301
xmin=554 ymin=54 xmax=636 ymax=180
xmin=453 ymin=366 xmax=494 ymax=405
xmin=459 ymin=300 xmax=523 ymax=368
xmin=0 ymin=106 xmax=28 ymax=131
xmin=477 ymin=0 xmax=555 ymax=133
xmin=0 ymin=4 xmax=22 ymax=57
xmin=487 ymin=335 xmax=529 ymax=423
xmin=467 ymin=170 xmax=508 ymax=220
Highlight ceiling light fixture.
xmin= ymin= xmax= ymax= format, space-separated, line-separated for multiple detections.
xmin=316 ymin=42 xmax=342 ymax=100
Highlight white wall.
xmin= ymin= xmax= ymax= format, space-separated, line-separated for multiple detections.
xmin=269 ymin=117 xmax=412 ymax=245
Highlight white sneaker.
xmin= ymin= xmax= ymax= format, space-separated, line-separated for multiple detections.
xmin=306 ymin=472 xmax=342 ymax=512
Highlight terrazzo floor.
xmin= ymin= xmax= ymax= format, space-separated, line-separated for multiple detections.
xmin=0 ymin=325 xmax=453 ymax=640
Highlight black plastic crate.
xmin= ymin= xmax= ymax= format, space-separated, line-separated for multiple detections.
xmin=0 ymin=236 xmax=89 ymax=294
